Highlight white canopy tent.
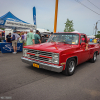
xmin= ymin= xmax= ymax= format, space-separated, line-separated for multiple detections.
xmin=37 ymin=28 xmax=51 ymax=33
xmin=87 ymin=35 xmax=95 ymax=38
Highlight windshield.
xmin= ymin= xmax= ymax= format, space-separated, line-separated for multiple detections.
xmin=47 ymin=33 xmax=79 ymax=45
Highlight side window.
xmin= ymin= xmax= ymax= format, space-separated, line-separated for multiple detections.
xmin=80 ymin=35 xmax=86 ymax=43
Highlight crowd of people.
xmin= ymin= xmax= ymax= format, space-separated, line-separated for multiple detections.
xmin=88 ymin=38 xmax=100 ymax=44
xmin=1 ymin=28 xmax=52 ymax=54
xmin=5 ymin=28 xmax=42 ymax=54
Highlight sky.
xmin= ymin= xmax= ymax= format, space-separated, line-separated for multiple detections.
xmin=0 ymin=0 xmax=100 ymax=35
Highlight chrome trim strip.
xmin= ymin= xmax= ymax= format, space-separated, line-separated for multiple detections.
xmin=27 ymin=49 xmax=52 ymax=57
xmin=27 ymin=56 xmax=50 ymax=63
xmin=21 ymin=57 xmax=63 ymax=72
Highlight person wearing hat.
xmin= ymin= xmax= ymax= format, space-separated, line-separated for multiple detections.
xmin=11 ymin=28 xmax=20 ymax=54
xmin=26 ymin=28 xmax=35 ymax=45
xmin=34 ymin=30 xmax=41 ymax=44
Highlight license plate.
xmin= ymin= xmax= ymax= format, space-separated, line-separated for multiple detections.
xmin=33 ymin=63 xmax=39 ymax=68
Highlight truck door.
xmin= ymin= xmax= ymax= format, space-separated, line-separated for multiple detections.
xmin=80 ymin=35 xmax=90 ymax=63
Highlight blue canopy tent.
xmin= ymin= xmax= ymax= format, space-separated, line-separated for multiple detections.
xmin=0 ymin=11 xmax=36 ymax=29
xmin=0 ymin=12 xmax=36 ymax=53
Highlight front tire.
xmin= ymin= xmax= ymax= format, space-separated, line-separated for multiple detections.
xmin=62 ymin=58 xmax=76 ymax=76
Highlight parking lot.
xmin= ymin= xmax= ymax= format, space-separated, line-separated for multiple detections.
xmin=0 ymin=52 xmax=100 ymax=100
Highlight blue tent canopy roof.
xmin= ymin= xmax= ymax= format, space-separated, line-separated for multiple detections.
xmin=0 ymin=11 xmax=36 ymax=29
xmin=0 ymin=11 xmax=29 ymax=24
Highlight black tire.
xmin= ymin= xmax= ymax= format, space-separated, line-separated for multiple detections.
xmin=62 ymin=58 xmax=76 ymax=76
xmin=90 ymin=52 xmax=97 ymax=63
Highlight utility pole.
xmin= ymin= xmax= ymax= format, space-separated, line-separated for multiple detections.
xmin=54 ymin=0 xmax=59 ymax=33
xmin=95 ymin=20 xmax=100 ymax=35
xmin=95 ymin=22 xmax=98 ymax=36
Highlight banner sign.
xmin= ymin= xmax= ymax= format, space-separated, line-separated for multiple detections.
xmin=33 ymin=6 xmax=36 ymax=25
xmin=0 ymin=43 xmax=23 ymax=53
xmin=5 ymin=20 xmax=36 ymax=29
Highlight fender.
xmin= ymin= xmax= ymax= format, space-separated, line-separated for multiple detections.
xmin=63 ymin=56 xmax=78 ymax=70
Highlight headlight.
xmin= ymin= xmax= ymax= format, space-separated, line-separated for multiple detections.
xmin=52 ymin=53 xmax=59 ymax=64
xmin=23 ymin=48 xmax=28 ymax=57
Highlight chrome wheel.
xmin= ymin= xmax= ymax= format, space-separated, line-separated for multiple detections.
xmin=62 ymin=58 xmax=76 ymax=76
xmin=69 ymin=61 xmax=75 ymax=73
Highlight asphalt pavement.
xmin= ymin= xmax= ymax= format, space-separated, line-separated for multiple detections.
xmin=0 ymin=52 xmax=100 ymax=100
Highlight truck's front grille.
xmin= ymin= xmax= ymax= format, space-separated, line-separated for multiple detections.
xmin=27 ymin=49 xmax=52 ymax=62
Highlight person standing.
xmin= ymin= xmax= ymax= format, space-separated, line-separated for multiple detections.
xmin=21 ymin=32 xmax=25 ymax=46
xmin=93 ymin=38 xmax=97 ymax=43
xmin=11 ymin=29 xmax=20 ymax=54
xmin=6 ymin=33 xmax=11 ymax=43
xmin=34 ymin=30 xmax=41 ymax=44
xmin=26 ymin=28 xmax=35 ymax=45
xmin=38 ymin=32 xmax=42 ymax=42
xmin=24 ymin=32 xmax=27 ymax=41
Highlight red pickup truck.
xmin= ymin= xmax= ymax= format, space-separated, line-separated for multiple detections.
xmin=21 ymin=32 xmax=100 ymax=76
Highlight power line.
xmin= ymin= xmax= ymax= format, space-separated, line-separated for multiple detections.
xmin=87 ymin=0 xmax=100 ymax=10
xmin=75 ymin=0 xmax=100 ymax=15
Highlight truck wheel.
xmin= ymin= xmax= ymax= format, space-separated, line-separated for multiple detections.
xmin=62 ymin=58 xmax=76 ymax=76
xmin=90 ymin=52 xmax=97 ymax=63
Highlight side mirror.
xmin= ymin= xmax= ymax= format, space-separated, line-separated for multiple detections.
xmin=81 ymin=42 xmax=86 ymax=45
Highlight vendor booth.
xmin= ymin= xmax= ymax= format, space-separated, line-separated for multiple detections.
xmin=0 ymin=11 xmax=36 ymax=53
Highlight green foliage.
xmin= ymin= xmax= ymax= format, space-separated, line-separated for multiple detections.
xmin=47 ymin=29 xmax=49 ymax=31
xmin=98 ymin=31 xmax=100 ymax=34
xmin=95 ymin=31 xmax=100 ymax=38
xmin=95 ymin=33 xmax=100 ymax=38
xmin=64 ymin=18 xmax=75 ymax=32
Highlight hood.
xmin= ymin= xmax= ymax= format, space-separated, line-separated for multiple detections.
xmin=24 ymin=42 xmax=77 ymax=53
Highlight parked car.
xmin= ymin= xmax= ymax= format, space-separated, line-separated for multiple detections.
xmin=21 ymin=32 xmax=100 ymax=76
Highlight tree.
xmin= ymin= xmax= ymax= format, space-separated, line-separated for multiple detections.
xmin=47 ymin=29 xmax=49 ymax=31
xmin=95 ymin=34 xmax=100 ymax=38
xmin=98 ymin=31 xmax=100 ymax=34
xmin=95 ymin=31 xmax=100 ymax=38
xmin=64 ymin=18 xmax=75 ymax=32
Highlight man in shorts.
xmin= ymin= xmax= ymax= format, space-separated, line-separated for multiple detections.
xmin=11 ymin=29 xmax=20 ymax=54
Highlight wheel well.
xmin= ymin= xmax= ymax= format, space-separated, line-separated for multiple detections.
xmin=74 ymin=57 xmax=78 ymax=65
xmin=66 ymin=56 xmax=78 ymax=66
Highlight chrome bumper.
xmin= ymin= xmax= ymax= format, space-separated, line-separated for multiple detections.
xmin=21 ymin=57 xmax=63 ymax=72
